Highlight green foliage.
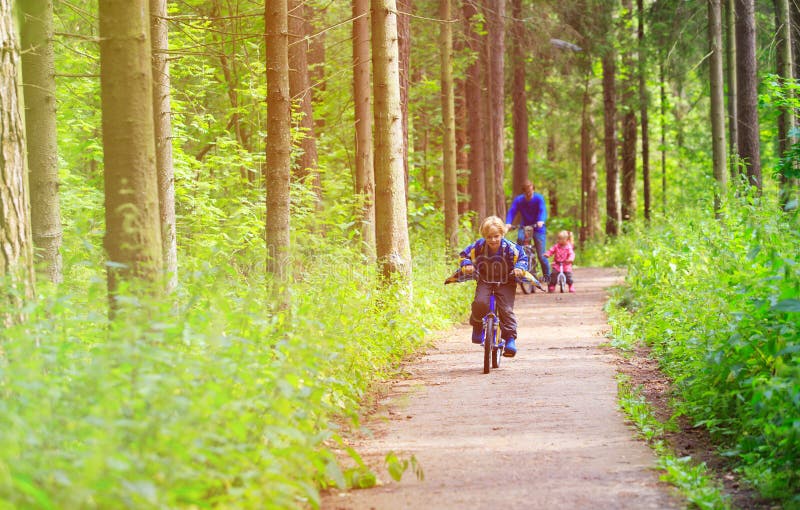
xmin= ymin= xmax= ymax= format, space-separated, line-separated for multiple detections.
xmin=604 ymin=192 xmax=800 ymax=504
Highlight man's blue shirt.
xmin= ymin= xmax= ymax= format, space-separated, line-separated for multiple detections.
xmin=505 ymin=192 xmax=547 ymax=226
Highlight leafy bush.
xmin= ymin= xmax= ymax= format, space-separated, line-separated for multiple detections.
xmin=604 ymin=193 xmax=800 ymax=503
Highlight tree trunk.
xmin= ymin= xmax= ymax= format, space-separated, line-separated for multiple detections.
xmin=372 ymin=0 xmax=412 ymax=281
xmin=581 ymin=73 xmax=599 ymax=243
xmin=480 ymin=3 xmax=496 ymax=217
xmin=289 ymin=0 xmax=321 ymax=201
xmin=602 ymin=51 xmax=620 ymax=236
xmin=709 ymin=0 xmax=728 ymax=213
xmin=735 ymin=0 xmax=762 ymax=189
xmin=620 ymin=0 xmax=637 ymax=224
xmin=637 ymin=0 xmax=651 ymax=222
xmin=725 ymin=0 xmax=738 ymax=175
xmin=150 ymin=0 xmax=178 ymax=293
xmin=440 ymin=0 xmax=458 ymax=251
xmin=660 ymin=61 xmax=667 ymax=214
xmin=775 ymin=0 xmax=796 ymax=206
xmin=511 ymin=0 xmax=528 ymax=197
xmin=464 ymin=1 xmax=486 ymax=222
xmin=1 ymin=0 xmax=35 ymax=320
xmin=353 ymin=0 xmax=375 ymax=260
xmin=487 ymin=0 xmax=506 ymax=218
xmin=397 ymin=0 xmax=411 ymax=195
xmin=99 ymin=0 xmax=164 ymax=305
xmin=265 ymin=0 xmax=292 ymax=288
xmin=20 ymin=0 xmax=62 ymax=284
xmin=547 ymin=134 xmax=558 ymax=217
xmin=456 ymin=78 xmax=469 ymax=215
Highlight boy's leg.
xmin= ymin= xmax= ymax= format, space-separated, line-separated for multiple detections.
xmin=470 ymin=282 xmax=491 ymax=342
xmin=495 ymin=282 xmax=518 ymax=356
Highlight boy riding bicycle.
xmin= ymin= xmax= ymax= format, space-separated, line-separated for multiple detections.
xmin=459 ymin=216 xmax=528 ymax=357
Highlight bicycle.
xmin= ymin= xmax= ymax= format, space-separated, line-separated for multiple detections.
xmin=552 ymin=260 xmax=568 ymax=293
xmin=508 ymin=225 xmax=539 ymax=294
xmin=445 ymin=269 xmax=539 ymax=373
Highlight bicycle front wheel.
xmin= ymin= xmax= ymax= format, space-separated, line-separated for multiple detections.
xmin=483 ymin=317 xmax=494 ymax=374
xmin=520 ymin=280 xmax=534 ymax=294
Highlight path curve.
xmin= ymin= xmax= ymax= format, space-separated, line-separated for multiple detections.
xmin=322 ymin=267 xmax=681 ymax=510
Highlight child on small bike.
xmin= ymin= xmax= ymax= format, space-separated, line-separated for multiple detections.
xmin=459 ymin=216 xmax=528 ymax=357
xmin=544 ymin=230 xmax=576 ymax=293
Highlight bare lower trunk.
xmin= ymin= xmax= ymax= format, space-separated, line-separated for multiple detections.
xmin=464 ymin=1 xmax=486 ymax=222
xmin=735 ymin=0 xmax=762 ymax=189
xmin=440 ymin=0 xmax=458 ymax=251
xmin=709 ymin=0 xmax=728 ymax=213
xmin=353 ymin=0 xmax=375 ymax=259
xmin=511 ymin=0 xmax=528 ymax=196
xmin=603 ymin=52 xmax=620 ymax=236
xmin=21 ymin=0 xmax=62 ymax=283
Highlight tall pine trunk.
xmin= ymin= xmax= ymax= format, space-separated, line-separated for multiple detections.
xmin=1 ymin=0 xmax=35 ymax=321
xmin=21 ymin=0 xmax=62 ymax=284
xmin=289 ymin=0 xmax=321 ymax=201
xmin=709 ymin=0 xmax=728 ymax=213
xmin=440 ymin=0 xmax=458 ymax=251
xmin=99 ymin=0 xmax=164 ymax=306
xmin=725 ymin=0 xmax=738 ymax=175
xmin=603 ymin=51 xmax=620 ymax=236
xmin=150 ymin=0 xmax=178 ymax=293
xmin=581 ymin=72 xmax=600 ymax=243
xmin=397 ymin=0 xmax=411 ymax=195
xmin=620 ymin=0 xmax=637 ymax=224
xmin=511 ymin=0 xmax=528 ymax=196
xmin=353 ymin=0 xmax=375 ymax=260
xmin=480 ymin=4 xmax=496 ymax=216
xmin=775 ymin=0 xmax=796 ymax=206
xmin=488 ymin=0 xmax=506 ymax=218
xmin=637 ymin=0 xmax=650 ymax=221
xmin=735 ymin=0 xmax=762 ymax=189
xmin=265 ymin=0 xmax=292 ymax=290
xmin=372 ymin=0 xmax=412 ymax=281
xmin=464 ymin=1 xmax=486 ymax=222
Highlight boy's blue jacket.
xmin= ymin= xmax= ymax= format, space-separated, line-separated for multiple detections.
xmin=459 ymin=238 xmax=528 ymax=281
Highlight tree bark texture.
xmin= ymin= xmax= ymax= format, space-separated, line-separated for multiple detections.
xmin=511 ymin=0 xmax=528 ymax=197
xmin=455 ymin=78 xmax=469 ymax=215
xmin=440 ymin=0 xmax=458 ymax=251
xmin=464 ymin=1 xmax=486 ymax=222
xmin=487 ymin=0 xmax=506 ymax=218
xmin=397 ymin=0 xmax=411 ymax=194
xmin=481 ymin=0 xmax=496 ymax=216
xmin=620 ymin=0 xmax=637 ymax=223
xmin=581 ymin=75 xmax=599 ymax=243
xmin=708 ymin=0 xmax=728 ymax=211
xmin=98 ymin=0 xmax=164 ymax=300
xmin=735 ymin=0 xmax=762 ymax=189
xmin=602 ymin=51 xmax=620 ymax=236
xmin=20 ymin=0 xmax=62 ymax=283
xmin=660 ymin=62 xmax=667 ymax=214
xmin=775 ymin=0 xmax=796 ymax=205
xmin=265 ymin=0 xmax=292 ymax=282
xmin=289 ymin=0 xmax=321 ymax=200
xmin=372 ymin=0 xmax=412 ymax=280
xmin=150 ymin=0 xmax=178 ymax=293
xmin=725 ymin=0 xmax=738 ymax=170
xmin=637 ymin=0 xmax=650 ymax=221
xmin=1 ymin=0 xmax=35 ymax=315
xmin=353 ymin=0 xmax=376 ymax=260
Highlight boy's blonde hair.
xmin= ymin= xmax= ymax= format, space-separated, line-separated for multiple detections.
xmin=480 ymin=216 xmax=506 ymax=238
xmin=557 ymin=230 xmax=574 ymax=244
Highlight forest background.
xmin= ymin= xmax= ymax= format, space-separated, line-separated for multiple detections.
xmin=0 ymin=0 xmax=798 ymax=508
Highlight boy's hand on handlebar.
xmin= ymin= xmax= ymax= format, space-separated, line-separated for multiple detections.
xmin=513 ymin=268 xmax=524 ymax=278
xmin=462 ymin=265 xmax=475 ymax=275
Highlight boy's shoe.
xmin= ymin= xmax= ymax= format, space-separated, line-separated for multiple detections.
xmin=568 ymin=284 xmax=575 ymax=293
xmin=471 ymin=327 xmax=484 ymax=344
xmin=547 ymin=285 xmax=555 ymax=293
xmin=503 ymin=338 xmax=517 ymax=357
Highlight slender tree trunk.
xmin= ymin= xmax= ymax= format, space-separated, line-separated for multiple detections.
xmin=1 ymin=0 xmax=35 ymax=320
xmin=511 ymin=0 xmax=528 ymax=197
xmin=99 ymin=0 xmax=163 ymax=306
xmin=353 ymin=0 xmax=375 ymax=260
xmin=397 ymin=0 xmax=411 ymax=195
xmin=464 ymin=1 xmax=486 ymax=222
xmin=547 ymin=133 xmax=558 ymax=217
xmin=480 ymin=4 xmax=496 ymax=217
xmin=735 ymin=0 xmax=762 ymax=189
xmin=603 ymin=51 xmax=620 ymax=236
xmin=621 ymin=0 xmax=637 ymax=224
xmin=440 ymin=0 xmax=458 ymax=251
xmin=637 ymin=0 xmax=650 ymax=222
xmin=725 ymin=0 xmax=738 ymax=176
xmin=150 ymin=0 xmax=178 ymax=293
xmin=660 ymin=61 xmax=667 ymax=214
xmin=21 ymin=0 xmax=62 ymax=283
xmin=372 ymin=0 xmax=412 ymax=281
xmin=791 ymin=0 xmax=800 ymax=79
xmin=709 ymin=0 xmax=728 ymax=214
xmin=265 ymin=0 xmax=292 ymax=289
xmin=581 ymin=72 xmax=599 ymax=243
xmin=289 ymin=0 xmax=321 ymax=201
xmin=775 ymin=0 xmax=796 ymax=206
xmin=488 ymin=0 xmax=506 ymax=218
xmin=456 ymin=78 xmax=469 ymax=215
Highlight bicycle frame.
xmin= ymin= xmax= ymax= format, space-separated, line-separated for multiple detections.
xmin=481 ymin=278 xmax=506 ymax=374
xmin=554 ymin=261 xmax=567 ymax=293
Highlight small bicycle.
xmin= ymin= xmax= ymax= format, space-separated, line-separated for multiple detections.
xmin=552 ymin=260 xmax=568 ymax=293
xmin=508 ymin=225 xmax=539 ymax=294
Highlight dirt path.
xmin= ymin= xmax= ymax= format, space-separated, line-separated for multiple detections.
xmin=322 ymin=267 xmax=681 ymax=510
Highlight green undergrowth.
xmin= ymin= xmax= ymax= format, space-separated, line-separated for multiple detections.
xmin=616 ymin=374 xmax=729 ymax=509
xmin=601 ymin=193 xmax=800 ymax=507
xmin=0 ymin=194 xmax=472 ymax=508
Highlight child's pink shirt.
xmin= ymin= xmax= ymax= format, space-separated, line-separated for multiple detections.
xmin=544 ymin=243 xmax=575 ymax=273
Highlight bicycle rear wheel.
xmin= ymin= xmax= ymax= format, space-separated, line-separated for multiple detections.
xmin=483 ymin=317 xmax=494 ymax=374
